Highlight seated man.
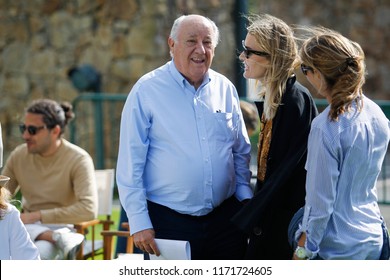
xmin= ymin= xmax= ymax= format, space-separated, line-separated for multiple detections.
xmin=2 ymin=99 xmax=98 ymax=259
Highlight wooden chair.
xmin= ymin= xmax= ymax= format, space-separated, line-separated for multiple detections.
xmin=74 ymin=169 xmax=115 ymax=259
xmin=101 ymin=222 xmax=134 ymax=259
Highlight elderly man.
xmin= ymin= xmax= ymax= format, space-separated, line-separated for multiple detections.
xmin=117 ymin=14 xmax=253 ymax=260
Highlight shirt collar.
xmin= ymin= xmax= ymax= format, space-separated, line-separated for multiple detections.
xmin=168 ymin=59 xmax=211 ymax=89
xmin=286 ymin=74 xmax=296 ymax=91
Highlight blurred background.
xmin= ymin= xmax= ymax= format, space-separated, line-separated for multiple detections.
xmin=0 ymin=0 xmax=389 ymax=200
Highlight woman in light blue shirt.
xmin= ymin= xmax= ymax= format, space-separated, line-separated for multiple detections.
xmin=293 ymin=27 xmax=390 ymax=259
xmin=0 ymin=194 xmax=41 ymax=260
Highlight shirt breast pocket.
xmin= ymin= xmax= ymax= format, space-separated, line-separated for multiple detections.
xmin=208 ymin=112 xmax=237 ymax=142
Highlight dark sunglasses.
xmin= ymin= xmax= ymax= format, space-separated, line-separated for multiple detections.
xmin=242 ymin=40 xmax=270 ymax=58
xmin=301 ymin=64 xmax=314 ymax=75
xmin=19 ymin=124 xmax=47 ymax=135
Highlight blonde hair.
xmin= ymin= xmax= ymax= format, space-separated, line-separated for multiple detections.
xmin=299 ymin=27 xmax=365 ymax=121
xmin=246 ymin=14 xmax=299 ymax=120
xmin=0 ymin=187 xmax=11 ymax=220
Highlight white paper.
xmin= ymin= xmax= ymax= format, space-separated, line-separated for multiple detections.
xmin=149 ymin=239 xmax=191 ymax=260
xmin=116 ymin=253 xmax=144 ymax=260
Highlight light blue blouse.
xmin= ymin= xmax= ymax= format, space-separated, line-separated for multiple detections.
xmin=0 ymin=203 xmax=40 ymax=260
xmin=297 ymin=95 xmax=390 ymax=259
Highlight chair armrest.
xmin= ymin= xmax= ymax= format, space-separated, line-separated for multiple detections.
xmin=101 ymin=230 xmax=134 ymax=259
xmin=101 ymin=220 xmax=115 ymax=231
xmin=73 ymin=219 xmax=100 ymax=234
xmin=120 ymin=222 xmax=129 ymax=230
xmin=101 ymin=230 xmax=131 ymax=237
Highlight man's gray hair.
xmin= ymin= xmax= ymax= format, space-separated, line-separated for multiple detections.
xmin=169 ymin=15 xmax=220 ymax=47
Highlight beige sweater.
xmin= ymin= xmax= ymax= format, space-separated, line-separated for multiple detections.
xmin=2 ymin=139 xmax=98 ymax=224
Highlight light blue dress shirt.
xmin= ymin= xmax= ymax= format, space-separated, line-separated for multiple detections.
xmin=296 ymin=95 xmax=390 ymax=259
xmin=116 ymin=60 xmax=253 ymax=235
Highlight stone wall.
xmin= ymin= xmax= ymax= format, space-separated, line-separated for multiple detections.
xmin=0 ymin=0 xmax=238 ymax=160
xmin=248 ymin=0 xmax=390 ymax=100
xmin=0 ymin=0 xmax=389 ymax=164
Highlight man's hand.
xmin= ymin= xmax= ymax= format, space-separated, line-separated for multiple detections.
xmin=20 ymin=211 xmax=41 ymax=224
xmin=133 ymin=228 xmax=161 ymax=256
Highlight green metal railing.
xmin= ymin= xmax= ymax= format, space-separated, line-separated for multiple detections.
xmin=70 ymin=93 xmax=128 ymax=169
xmin=70 ymin=94 xmax=390 ymax=204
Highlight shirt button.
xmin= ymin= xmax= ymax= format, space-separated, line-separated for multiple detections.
xmin=253 ymin=227 xmax=262 ymax=236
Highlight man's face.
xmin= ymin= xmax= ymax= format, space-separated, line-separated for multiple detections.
xmin=21 ymin=113 xmax=54 ymax=155
xmin=168 ymin=16 xmax=216 ymax=88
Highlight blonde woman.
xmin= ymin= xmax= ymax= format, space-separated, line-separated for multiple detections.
xmin=232 ymin=14 xmax=318 ymax=259
xmin=293 ymin=28 xmax=390 ymax=259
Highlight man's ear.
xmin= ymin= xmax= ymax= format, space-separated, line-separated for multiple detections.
xmin=52 ymin=124 xmax=61 ymax=137
xmin=168 ymin=37 xmax=175 ymax=52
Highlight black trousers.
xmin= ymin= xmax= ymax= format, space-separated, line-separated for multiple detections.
xmin=147 ymin=196 xmax=248 ymax=260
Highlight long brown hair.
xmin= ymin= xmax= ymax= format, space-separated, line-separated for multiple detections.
xmin=299 ymin=27 xmax=365 ymax=121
